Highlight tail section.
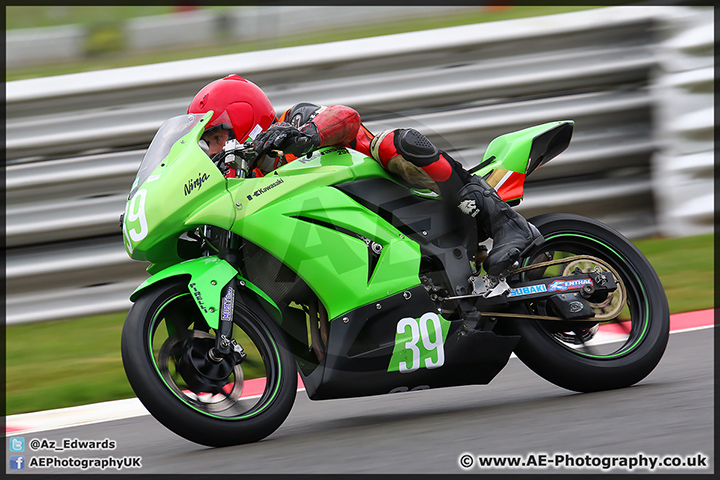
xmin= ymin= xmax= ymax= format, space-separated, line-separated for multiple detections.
xmin=471 ymin=121 xmax=574 ymax=204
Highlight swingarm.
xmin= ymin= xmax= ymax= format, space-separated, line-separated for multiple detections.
xmin=445 ymin=255 xmax=623 ymax=323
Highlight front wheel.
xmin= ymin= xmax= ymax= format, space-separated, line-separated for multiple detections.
xmin=121 ymin=279 xmax=297 ymax=447
xmin=500 ymin=213 xmax=669 ymax=393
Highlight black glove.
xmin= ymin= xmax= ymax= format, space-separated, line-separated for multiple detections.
xmin=251 ymin=122 xmax=321 ymax=159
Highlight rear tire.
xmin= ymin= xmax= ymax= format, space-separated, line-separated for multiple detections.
xmin=501 ymin=213 xmax=669 ymax=392
xmin=121 ymin=279 xmax=297 ymax=446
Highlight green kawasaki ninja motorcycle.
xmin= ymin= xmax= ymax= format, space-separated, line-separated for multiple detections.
xmin=120 ymin=112 xmax=669 ymax=447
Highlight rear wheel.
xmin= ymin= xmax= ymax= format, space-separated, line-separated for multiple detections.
xmin=502 ymin=213 xmax=669 ymax=392
xmin=121 ymin=279 xmax=297 ymax=446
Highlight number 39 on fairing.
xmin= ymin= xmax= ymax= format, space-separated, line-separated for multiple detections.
xmin=388 ymin=312 xmax=451 ymax=373
xmin=122 ymin=188 xmax=149 ymax=255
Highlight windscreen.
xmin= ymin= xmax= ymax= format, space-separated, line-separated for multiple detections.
xmin=128 ymin=113 xmax=205 ymax=199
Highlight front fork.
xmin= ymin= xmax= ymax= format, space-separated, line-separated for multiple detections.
xmin=204 ymin=228 xmax=246 ymax=365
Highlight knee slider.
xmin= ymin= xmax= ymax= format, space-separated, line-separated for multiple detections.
xmin=395 ymin=129 xmax=439 ymax=166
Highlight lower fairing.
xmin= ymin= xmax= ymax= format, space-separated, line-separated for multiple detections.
xmin=291 ymin=286 xmax=519 ymax=400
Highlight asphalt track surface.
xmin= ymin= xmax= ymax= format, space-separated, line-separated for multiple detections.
xmin=5 ymin=327 xmax=713 ymax=475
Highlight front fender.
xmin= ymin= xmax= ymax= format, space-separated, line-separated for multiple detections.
xmin=130 ymin=256 xmax=281 ymax=329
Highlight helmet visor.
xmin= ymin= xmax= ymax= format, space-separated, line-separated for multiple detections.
xmin=208 ymin=109 xmax=264 ymax=143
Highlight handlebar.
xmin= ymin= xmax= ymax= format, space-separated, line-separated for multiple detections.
xmin=210 ymin=142 xmax=283 ymax=178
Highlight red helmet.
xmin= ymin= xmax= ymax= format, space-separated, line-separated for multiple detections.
xmin=187 ymin=74 xmax=276 ymax=142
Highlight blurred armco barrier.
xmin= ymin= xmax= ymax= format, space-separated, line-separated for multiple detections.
xmin=650 ymin=8 xmax=714 ymax=238
xmin=5 ymin=6 xmax=714 ymax=325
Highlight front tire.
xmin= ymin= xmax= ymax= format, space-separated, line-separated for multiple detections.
xmin=121 ymin=279 xmax=297 ymax=447
xmin=501 ymin=213 xmax=669 ymax=392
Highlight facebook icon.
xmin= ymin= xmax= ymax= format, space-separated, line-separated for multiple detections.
xmin=9 ymin=455 xmax=25 ymax=470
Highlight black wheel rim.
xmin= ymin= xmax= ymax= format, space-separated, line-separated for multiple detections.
xmin=147 ymin=292 xmax=284 ymax=419
xmin=520 ymin=232 xmax=651 ymax=359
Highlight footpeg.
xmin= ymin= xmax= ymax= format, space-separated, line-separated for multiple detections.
xmin=469 ymin=274 xmax=510 ymax=298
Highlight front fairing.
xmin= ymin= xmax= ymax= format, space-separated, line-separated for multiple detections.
xmin=122 ymin=112 xmax=235 ymax=263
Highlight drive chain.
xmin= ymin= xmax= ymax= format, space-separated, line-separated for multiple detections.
xmin=481 ymin=254 xmax=627 ymax=323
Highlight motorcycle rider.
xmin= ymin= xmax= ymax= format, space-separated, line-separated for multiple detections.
xmin=188 ymin=74 xmax=542 ymax=277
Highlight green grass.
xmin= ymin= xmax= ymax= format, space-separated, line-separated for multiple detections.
xmin=5 ymin=233 xmax=714 ymax=416
xmin=6 ymin=6 xmax=603 ymax=81
xmin=632 ymin=233 xmax=715 ymax=314
xmin=6 ymin=312 xmax=131 ymax=416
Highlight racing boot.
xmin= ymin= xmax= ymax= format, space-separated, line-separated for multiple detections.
xmin=455 ymin=176 xmax=544 ymax=277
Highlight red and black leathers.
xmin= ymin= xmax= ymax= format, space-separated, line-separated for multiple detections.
xmin=251 ymin=102 xmax=470 ymax=199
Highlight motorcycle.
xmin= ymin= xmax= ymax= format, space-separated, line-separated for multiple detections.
xmin=120 ymin=112 xmax=669 ymax=447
